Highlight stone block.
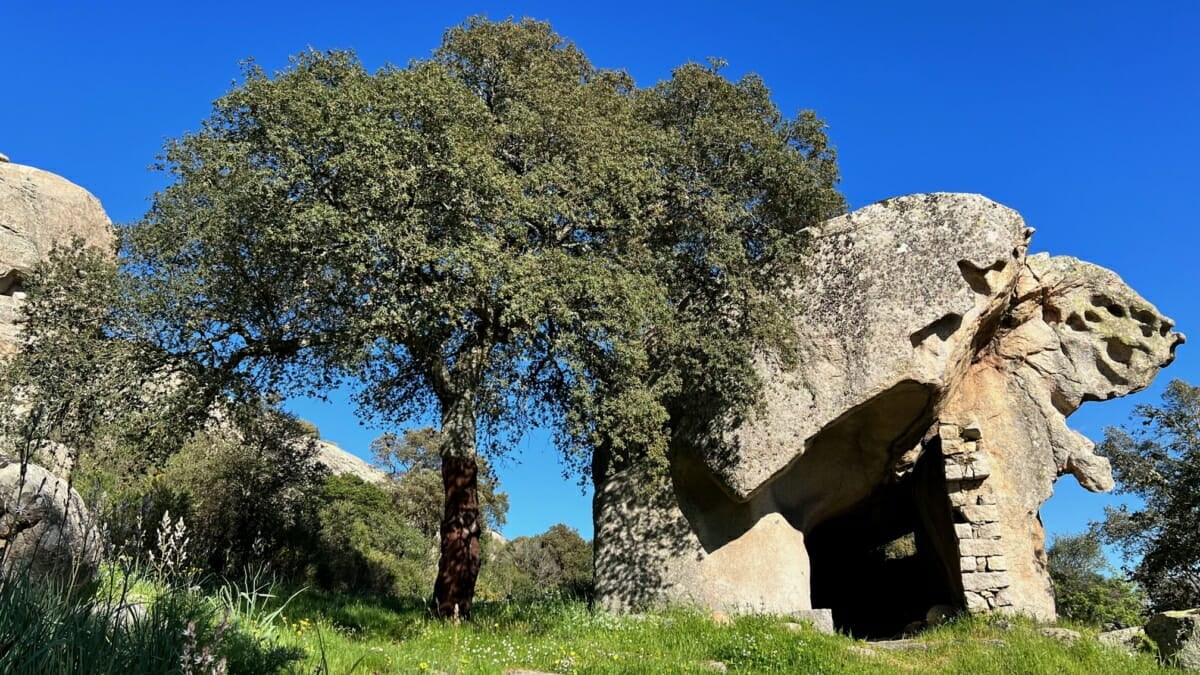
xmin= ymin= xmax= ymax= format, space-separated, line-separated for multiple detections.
xmin=992 ymin=588 xmax=1013 ymax=607
xmin=975 ymin=522 xmax=1002 ymax=539
xmin=961 ymin=571 xmax=1011 ymax=592
xmin=1097 ymin=627 xmax=1146 ymax=653
xmin=959 ymin=539 xmax=1003 ymax=557
xmin=986 ymin=555 xmax=1008 ymax=571
xmin=965 ymin=591 xmax=990 ymax=612
xmin=784 ymin=608 xmax=835 ymax=635
xmin=966 ymin=453 xmax=991 ymax=479
xmin=954 ymin=523 xmax=974 ymax=539
xmin=1145 ymin=610 xmax=1200 ymax=670
xmin=944 ymin=463 xmax=965 ymax=481
xmin=960 ymin=504 xmax=1000 ymax=523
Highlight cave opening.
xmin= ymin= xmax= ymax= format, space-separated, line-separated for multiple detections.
xmin=806 ymin=443 xmax=961 ymax=639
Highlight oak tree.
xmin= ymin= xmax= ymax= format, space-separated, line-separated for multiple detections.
xmin=1097 ymin=379 xmax=1200 ymax=611
xmin=119 ymin=17 xmax=843 ymax=616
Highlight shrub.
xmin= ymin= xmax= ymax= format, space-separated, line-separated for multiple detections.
xmin=311 ymin=474 xmax=432 ymax=597
xmin=1048 ymin=531 xmax=1146 ymax=629
xmin=479 ymin=523 xmax=593 ymax=600
xmin=84 ymin=404 xmax=328 ymax=581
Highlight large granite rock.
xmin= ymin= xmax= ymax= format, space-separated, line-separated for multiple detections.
xmin=1145 ymin=610 xmax=1200 ymax=669
xmin=0 ymin=454 xmax=103 ymax=588
xmin=595 ymin=193 xmax=1183 ymax=634
xmin=0 ymin=161 xmax=115 ymax=351
xmin=314 ymin=439 xmax=388 ymax=484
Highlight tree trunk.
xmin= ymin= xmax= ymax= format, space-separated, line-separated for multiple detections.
xmin=432 ymin=396 xmax=482 ymax=619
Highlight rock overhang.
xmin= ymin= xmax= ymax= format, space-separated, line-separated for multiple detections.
xmin=595 ymin=191 xmax=1184 ymax=632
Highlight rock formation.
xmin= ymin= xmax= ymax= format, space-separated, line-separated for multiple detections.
xmin=0 ymin=159 xmax=115 ymax=352
xmin=594 ymin=193 xmax=1184 ymax=636
xmin=0 ymin=160 xmax=116 ymax=584
xmin=0 ymin=454 xmax=103 ymax=588
xmin=1145 ymin=609 xmax=1200 ymax=669
xmin=314 ymin=439 xmax=389 ymax=484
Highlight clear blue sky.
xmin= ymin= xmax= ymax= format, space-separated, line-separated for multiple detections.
xmin=2 ymin=1 xmax=1196 ymax=544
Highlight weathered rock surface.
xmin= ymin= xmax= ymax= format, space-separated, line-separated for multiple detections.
xmin=595 ymin=193 xmax=1183 ymax=635
xmin=0 ymin=161 xmax=115 ymax=351
xmin=1145 ymin=610 xmax=1200 ymax=669
xmin=783 ymin=609 xmax=836 ymax=634
xmin=313 ymin=439 xmax=388 ymax=484
xmin=1098 ymin=626 xmax=1147 ymax=653
xmin=0 ymin=454 xmax=103 ymax=587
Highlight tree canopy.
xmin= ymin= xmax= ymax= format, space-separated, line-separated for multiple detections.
xmin=22 ymin=16 xmax=843 ymax=615
xmin=1096 ymin=378 xmax=1200 ymax=611
xmin=1046 ymin=531 xmax=1145 ymax=629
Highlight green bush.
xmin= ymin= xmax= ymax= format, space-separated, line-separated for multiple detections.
xmin=311 ymin=474 xmax=433 ymax=597
xmin=1048 ymin=532 xmax=1146 ymax=629
xmin=78 ymin=404 xmax=328 ymax=582
xmin=478 ymin=523 xmax=593 ymax=601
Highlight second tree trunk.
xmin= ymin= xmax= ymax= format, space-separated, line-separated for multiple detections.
xmin=432 ymin=454 xmax=481 ymax=618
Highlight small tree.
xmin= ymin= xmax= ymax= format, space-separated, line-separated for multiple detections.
xmin=371 ymin=428 xmax=508 ymax=540
xmin=1047 ymin=531 xmax=1145 ymax=628
xmin=1096 ymin=379 xmax=1200 ymax=611
xmin=314 ymin=474 xmax=431 ymax=596
xmin=116 ymin=17 xmax=843 ymax=616
xmin=479 ymin=522 xmax=592 ymax=600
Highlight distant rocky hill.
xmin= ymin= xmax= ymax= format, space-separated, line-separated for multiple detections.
xmin=312 ymin=439 xmax=388 ymax=484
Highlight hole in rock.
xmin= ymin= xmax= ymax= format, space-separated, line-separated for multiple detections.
xmin=0 ymin=270 xmax=23 ymax=296
xmin=1104 ymin=337 xmax=1135 ymax=365
xmin=956 ymin=259 xmax=1007 ymax=296
xmin=1131 ymin=308 xmax=1157 ymax=327
xmin=805 ymin=430 xmax=960 ymax=639
xmin=910 ymin=313 xmax=963 ymax=348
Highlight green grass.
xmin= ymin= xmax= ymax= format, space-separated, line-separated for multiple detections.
xmin=23 ymin=566 xmax=1168 ymax=674
xmin=263 ymin=591 xmax=1173 ymax=674
xmin=0 ymin=568 xmax=303 ymax=674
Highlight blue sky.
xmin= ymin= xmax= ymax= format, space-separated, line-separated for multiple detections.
xmin=2 ymin=1 xmax=1196 ymax=543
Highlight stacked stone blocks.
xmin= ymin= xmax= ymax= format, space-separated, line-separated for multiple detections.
xmin=940 ymin=422 xmax=1013 ymax=613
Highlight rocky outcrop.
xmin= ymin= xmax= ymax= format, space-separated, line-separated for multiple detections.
xmin=1098 ymin=626 xmax=1148 ymax=654
xmin=0 ymin=454 xmax=103 ymax=588
xmin=594 ymin=193 xmax=1183 ymax=635
xmin=314 ymin=439 xmax=388 ymax=484
xmin=0 ymin=160 xmax=115 ymax=352
xmin=0 ymin=161 xmax=114 ymax=586
xmin=1145 ymin=610 xmax=1200 ymax=669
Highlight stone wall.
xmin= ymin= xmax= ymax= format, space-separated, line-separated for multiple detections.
xmin=940 ymin=422 xmax=1013 ymax=614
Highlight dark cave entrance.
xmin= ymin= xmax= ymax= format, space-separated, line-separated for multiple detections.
xmin=806 ymin=443 xmax=962 ymax=638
